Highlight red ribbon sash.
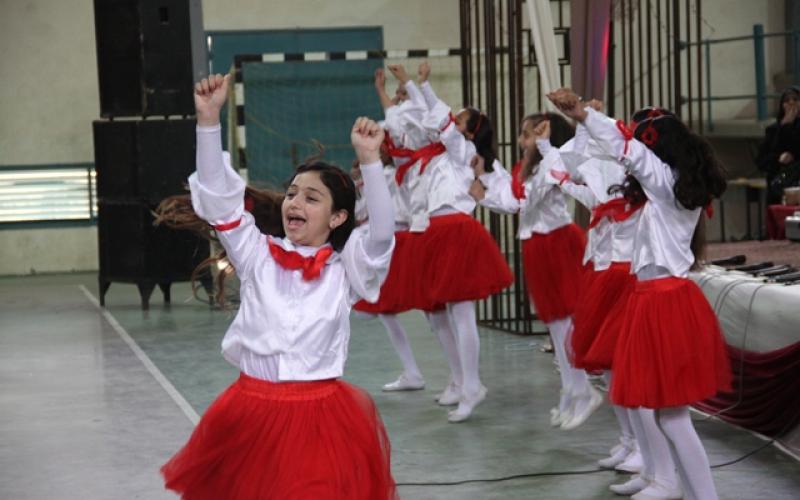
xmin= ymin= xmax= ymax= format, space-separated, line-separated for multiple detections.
xmin=383 ymin=134 xmax=446 ymax=184
xmin=588 ymin=198 xmax=645 ymax=229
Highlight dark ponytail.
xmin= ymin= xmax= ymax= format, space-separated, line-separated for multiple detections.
xmin=464 ymin=107 xmax=496 ymax=172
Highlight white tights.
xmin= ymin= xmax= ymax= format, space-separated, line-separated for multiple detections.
xmin=604 ymin=372 xmax=635 ymax=443
xmin=426 ymin=301 xmax=483 ymax=398
xmin=629 ymin=408 xmax=679 ymax=488
xmin=426 ymin=310 xmax=463 ymax=388
xmin=547 ymin=317 xmax=591 ymax=410
xmin=378 ymin=314 xmax=423 ymax=381
xmin=446 ymin=301 xmax=483 ymax=398
xmin=656 ymin=406 xmax=718 ymax=500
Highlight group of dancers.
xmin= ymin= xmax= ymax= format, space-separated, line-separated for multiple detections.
xmin=154 ymin=62 xmax=732 ymax=499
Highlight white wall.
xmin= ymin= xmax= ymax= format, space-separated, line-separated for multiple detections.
xmin=0 ymin=227 xmax=98 ymax=275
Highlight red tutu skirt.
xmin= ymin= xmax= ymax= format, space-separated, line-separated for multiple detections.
xmin=572 ymin=262 xmax=636 ymax=370
xmin=162 ymin=374 xmax=397 ymax=500
xmin=610 ymin=277 xmax=732 ymax=408
xmin=416 ymin=213 xmax=513 ymax=304
xmin=582 ymin=264 xmax=637 ymax=371
xmin=354 ymin=231 xmax=443 ymax=314
xmin=522 ymin=223 xmax=587 ymax=323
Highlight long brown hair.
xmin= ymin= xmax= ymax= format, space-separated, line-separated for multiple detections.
xmin=154 ymin=185 xmax=285 ymax=307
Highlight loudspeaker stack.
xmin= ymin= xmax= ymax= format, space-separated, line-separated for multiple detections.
xmin=92 ymin=0 xmax=209 ymax=309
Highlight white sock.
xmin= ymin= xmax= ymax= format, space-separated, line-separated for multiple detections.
xmin=426 ymin=310 xmax=463 ymax=388
xmin=446 ymin=301 xmax=482 ymax=398
xmin=656 ymin=406 xmax=719 ymax=500
xmin=638 ymin=408 xmax=679 ymax=488
xmin=379 ymin=314 xmax=423 ymax=381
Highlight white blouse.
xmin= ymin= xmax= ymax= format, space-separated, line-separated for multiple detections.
xmin=478 ymin=144 xmax=573 ymax=238
xmin=582 ymin=107 xmax=700 ymax=278
xmin=555 ymin=154 xmax=636 ymax=270
xmin=189 ymin=126 xmax=394 ymax=381
xmin=382 ymin=85 xmax=434 ymax=232
xmin=416 ymin=82 xmax=477 ymax=216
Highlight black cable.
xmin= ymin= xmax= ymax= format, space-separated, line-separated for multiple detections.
xmin=395 ymin=467 xmax=608 ymax=487
xmin=395 ymin=430 xmax=790 ymax=487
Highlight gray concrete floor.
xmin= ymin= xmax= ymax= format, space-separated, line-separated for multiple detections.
xmin=1 ymin=272 xmax=799 ymax=499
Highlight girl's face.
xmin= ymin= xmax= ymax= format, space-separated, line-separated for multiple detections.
xmin=517 ymin=118 xmax=539 ymax=156
xmin=282 ymin=171 xmax=348 ymax=247
xmin=455 ymin=109 xmax=473 ymax=138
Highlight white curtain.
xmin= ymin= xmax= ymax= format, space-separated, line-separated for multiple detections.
xmin=525 ymin=0 xmax=562 ymax=110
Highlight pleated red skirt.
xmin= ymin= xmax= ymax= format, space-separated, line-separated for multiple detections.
xmin=522 ymin=223 xmax=587 ymax=324
xmin=162 ymin=374 xmax=397 ymax=500
xmin=572 ymin=262 xmax=636 ymax=370
xmin=354 ymin=230 xmax=444 ymax=314
xmin=416 ymin=213 xmax=513 ymax=305
xmin=610 ymin=277 xmax=732 ymax=408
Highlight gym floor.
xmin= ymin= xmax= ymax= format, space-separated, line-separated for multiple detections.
xmin=2 ymin=273 xmax=799 ymax=499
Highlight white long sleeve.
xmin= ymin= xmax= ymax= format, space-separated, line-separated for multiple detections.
xmin=404 ymin=80 xmax=427 ymax=109
xmin=560 ymin=180 xmax=600 ymax=210
xmin=359 ymin=160 xmax=395 ymax=254
xmin=478 ymin=165 xmax=522 ymax=215
xmin=581 ymin=107 xmax=700 ymax=278
xmin=195 ymin=125 xmax=228 ymax=190
xmin=420 ymin=81 xmax=440 ymax=110
xmin=188 ymin=125 xmax=261 ymax=279
xmin=581 ymin=107 xmax=676 ymax=202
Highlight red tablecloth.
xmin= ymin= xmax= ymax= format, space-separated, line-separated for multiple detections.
xmin=767 ymin=205 xmax=800 ymax=240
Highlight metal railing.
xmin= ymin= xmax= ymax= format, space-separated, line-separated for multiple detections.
xmin=0 ymin=164 xmax=97 ymax=225
xmin=684 ymin=24 xmax=800 ymax=131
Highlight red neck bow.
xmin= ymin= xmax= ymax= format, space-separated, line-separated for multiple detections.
xmin=268 ymin=238 xmax=334 ymax=281
xmin=383 ymin=134 xmax=446 ymax=184
xmin=588 ymin=198 xmax=645 ymax=229
xmin=511 ymin=160 xmax=527 ymax=200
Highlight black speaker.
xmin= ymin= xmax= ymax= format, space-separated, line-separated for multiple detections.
xmin=93 ymin=118 xmax=196 ymax=205
xmin=93 ymin=0 xmax=206 ymax=117
xmin=97 ymin=201 xmax=210 ymax=309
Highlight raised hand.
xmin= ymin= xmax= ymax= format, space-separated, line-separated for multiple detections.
xmin=195 ymin=74 xmax=230 ymax=126
xmin=470 ymin=154 xmax=486 ymax=177
xmin=547 ymin=88 xmax=587 ymax=122
xmin=418 ymin=61 xmax=431 ymax=83
xmin=374 ymin=68 xmax=386 ymax=90
xmin=387 ymin=64 xmax=410 ymax=84
xmin=533 ymin=119 xmax=551 ymax=140
xmin=586 ymin=99 xmax=604 ymax=112
xmin=351 ymin=117 xmax=386 ymax=165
